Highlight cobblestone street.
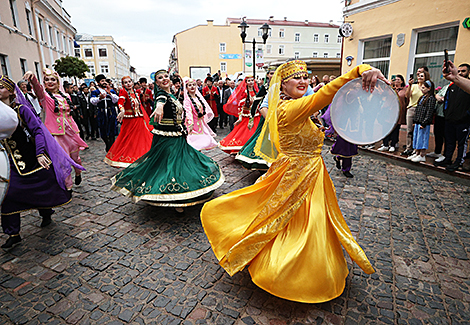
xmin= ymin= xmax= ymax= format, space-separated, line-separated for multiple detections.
xmin=1 ymin=129 xmax=470 ymax=325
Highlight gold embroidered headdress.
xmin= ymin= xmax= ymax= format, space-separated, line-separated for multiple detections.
xmin=254 ymin=60 xmax=308 ymax=162
xmin=0 ymin=75 xmax=16 ymax=93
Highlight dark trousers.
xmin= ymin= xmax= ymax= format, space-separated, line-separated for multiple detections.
xmin=228 ymin=115 xmax=236 ymax=131
xmin=443 ymin=120 xmax=470 ymax=165
xmin=336 ymin=156 xmax=352 ymax=172
xmin=433 ymin=116 xmax=445 ymax=155
xmin=383 ymin=124 xmax=400 ymax=147
xmin=2 ymin=208 xmax=52 ymax=235
xmin=208 ymin=117 xmax=218 ymax=133
xmin=218 ymin=104 xmax=228 ymax=128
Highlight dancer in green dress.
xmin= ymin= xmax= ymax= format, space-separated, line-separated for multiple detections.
xmin=111 ymin=70 xmax=224 ymax=210
xmin=235 ymin=67 xmax=276 ymax=170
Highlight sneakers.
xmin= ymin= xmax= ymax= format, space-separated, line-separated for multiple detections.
xmin=434 ymin=155 xmax=445 ymax=162
xmin=377 ymin=145 xmax=389 ymax=151
xmin=343 ymin=171 xmax=354 ymax=178
xmin=389 ymin=147 xmax=396 ymax=152
xmin=407 ymin=153 xmax=418 ymax=160
xmin=426 ymin=152 xmax=439 ymax=158
xmin=401 ymin=149 xmax=413 ymax=156
xmin=411 ymin=155 xmax=426 ymax=163
xmin=1 ymin=235 xmax=22 ymax=249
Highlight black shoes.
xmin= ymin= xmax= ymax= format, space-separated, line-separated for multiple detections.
xmin=1 ymin=235 xmax=22 ymax=249
xmin=333 ymin=157 xmax=341 ymax=170
xmin=401 ymin=149 xmax=413 ymax=156
xmin=434 ymin=159 xmax=452 ymax=167
xmin=40 ymin=214 xmax=52 ymax=227
xmin=75 ymin=174 xmax=82 ymax=185
xmin=343 ymin=171 xmax=354 ymax=178
xmin=446 ymin=162 xmax=461 ymax=172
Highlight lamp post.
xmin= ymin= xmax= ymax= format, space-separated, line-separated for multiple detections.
xmin=238 ymin=19 xmax=271 ymax=79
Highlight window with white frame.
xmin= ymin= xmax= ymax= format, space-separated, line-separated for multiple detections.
xmin=324 ymin=34 xmax=329 ymax=43
xmin=63 ymin=36 xmax=67 ymax=53
xmin=295 ymin=33 xmax=300 ymax=42
xmin=48 ymin=25 xmax=54 ymax=46
xmin=312 ymin=52 xmax=318 ymax=58
xmin=219 ymin=43 xmax=226 ymax=53
xmin=258 ymin=28 xmax=262 ymax=37
xmin=25 ymin=8 xmax=33 ymax=35
xmin=1 ymin=55 xmax=9 ymax=75
xmin=87 ymin=64 xmax=95 ymax=76
xmin=362 ymin=37 xmax=392 ymax=78
xmin=20 ymin=58 xmax=27 ymax=75
xmin=294 ymin=52 xmax=300 ymax=59
xmin=99 ymin=48 xmax=107 ymax=57
xmin=323 ymin=53 xmax=329 ymax=58
xmin=337 ymin=35 xmax=342 ymax=43
xmin=34 ymin=62 xmax=40 ymax=80
xmin=220 ymin=62 xmax=227 ymax=73
xmin=278 ymin=45 xmax=285 ymax=55
xmin=266 ymin=44 xmax=272 ymax=54
xmin=57 ymin=31 xmax=62 ymax=51
xmin=413 ymin=25 xmax=458 ymax=88
xmin=9 ymin=0 xmax=19 ymax=28
xmin=74 ymin=49 xmax=80 ymax=58
xmin=100 ymin=64 xmax=109 ymax=74
xmin=38 ymin=17 xmax=45 ymax=41
xmin=279 ymin=29 xmax=285 ymax=38
xmin=313 ymin=34 xmax=319 ymax=43
xmin=84 ymin=48 xmax=93 ymax=58
xmin=336 ymin=52 xmax=341 ymax=58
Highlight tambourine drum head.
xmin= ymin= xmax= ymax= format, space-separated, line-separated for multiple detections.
xmin=330 ymin=78 xmax=399 ymax=145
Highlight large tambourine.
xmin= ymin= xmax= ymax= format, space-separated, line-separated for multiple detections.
xmin=0 ymin=146 xmax=10 ymax=205
xmin=330 ymin=78 xmax=399 ymax=145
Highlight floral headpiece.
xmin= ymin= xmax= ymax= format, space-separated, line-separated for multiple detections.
xmin=278 ymin=60 xmax=308 ymax=82
xmin=0 ymin=75 xmax=15 ymax=93
xmin=43 ymin=68 xmax=59 ymax=79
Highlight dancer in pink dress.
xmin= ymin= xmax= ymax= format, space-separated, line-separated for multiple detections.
xmin=183 ymin=79 xmax=218 ymax=151
xmin=24 ymin=69 xmax=87 ymax=187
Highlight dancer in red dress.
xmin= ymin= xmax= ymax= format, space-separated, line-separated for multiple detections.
xmin=219 ymin=76 xmax=259 ymax=154
xmin=104 ymin=76 xmax=153 ymax=168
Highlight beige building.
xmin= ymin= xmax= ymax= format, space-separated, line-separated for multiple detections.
xmin=75 ymin=33 xmax=131 ymax=84
xmin=341 ymin=0 xmax=470 ymax=88
xmin=171 ymin=17 xmax=342 ymax=80
xmin=0 ymin=0 xmax=76 ymax=82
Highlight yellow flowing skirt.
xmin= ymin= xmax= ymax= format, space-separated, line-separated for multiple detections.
xmin=201 ymin=153 xmax=374 ymax=303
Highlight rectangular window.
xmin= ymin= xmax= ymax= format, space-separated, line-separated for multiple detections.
xmin=362 ymin=37 xmax=392 ymax=78
xmin=57 ymin=32 xmax=62 ymax=50
xmin=266 ymin=44 xmax=272 ymax=54
xmin=336 ymin=52 xmax=341 ymax=58
xmin=258 ymin=29 xmax=262 ymax=37
xmin=278 ymin=45 xmax=285 ymax=55
xmin=323 ymin=52 xmax=329 ymax=58
xmin=220 ymin=62 xmax=227 ymax=73
xmin=294 ymin=52 xmax=300 ymax=59
xmin=219 ymin=43 xmax=226 ymax=53
xmin=99 ymin=48 xmax=107 ymax=57
xmin=0 ymin=55 xmax=8 ymax=75
xmin=74 ymin=48 xmax=81 ymax=58
xmin=63 ymin=36 xmax=68 ymax=53
xmin=25 ymin=8 xmax=33 ymax=35
xmin=100 ymin=64 xmax=109 ymax=74
xmin=279 ymin=29 xmax=285 ymax=38
xmin=48 ymin=25 xmax=54 ymax=46
xmin=87 ymin=64 xmax=95 ymax=76
xmin=324 ymin=34 xmax=329 ymax=43
xmin=295 ymin=33 xmax=300 ymax=42
xmin=34 ymin=62 xmax=40 ymax=80
xmin=313 ymin=34 xmax=319 ymax=43
xmin=84 ymin=48 xmax=93 ymax=58
xmin=20 ymin=58 xmax=27 ymax=75
xmin=312 ymin=52 xmax=318 ymax=58
xmin=38 ymin=17 xmax=44 ymax=41
xmin=413 ymin=25 xmax=458 ymax=88
xmin=337 ymin=35 xmax=342 ymax=43
xmin=9 ymin=0 xmax=18 ymax=28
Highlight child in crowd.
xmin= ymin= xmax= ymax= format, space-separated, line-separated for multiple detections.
xmin=408 ymin=80 xmax=436 ymax=162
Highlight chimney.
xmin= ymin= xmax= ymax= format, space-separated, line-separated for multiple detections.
xmin=207 ymin=20 xmax=214 ymax=26
xmin=284 ymin=17 xmax=287 ymax=21
xmin=304 ymin=20 xmax=309 ymax=25
xmin=269 ymin=16 xmax=274 ymax=22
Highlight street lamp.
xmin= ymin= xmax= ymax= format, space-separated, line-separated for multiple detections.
xmin=238 ymin=18 xmax=271 ymax=79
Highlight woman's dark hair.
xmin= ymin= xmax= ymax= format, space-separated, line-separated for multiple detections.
xmin=419 ymin=80 xmax=435 ymax=106
xmin=396 ymin=74 xmax=405 ymax=87
xmin=188 ymin=92 xmax=206 ymax=118
xmin=46 ymin=89 xmax=74 ymax=114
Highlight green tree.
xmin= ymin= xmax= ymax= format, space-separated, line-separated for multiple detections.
xmin=53 ymin=56 xmax=89 ymax=84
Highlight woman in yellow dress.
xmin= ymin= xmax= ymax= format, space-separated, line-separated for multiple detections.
xmin=201 ymin=60 xmax=388 ymax=303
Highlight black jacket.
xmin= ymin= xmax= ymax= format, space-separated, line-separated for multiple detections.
xmin=444 ymin=83 xmax=470 ymax=124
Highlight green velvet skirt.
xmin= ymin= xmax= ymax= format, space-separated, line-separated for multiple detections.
xmin=235 ymin=116 xmax=270 ymax=171
xmin=111 ymin=135 xmax=224 ymax=207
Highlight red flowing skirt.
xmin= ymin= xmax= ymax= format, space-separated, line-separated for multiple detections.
xmin=104 ymin=116 xmax=153 ymax=168
xmin=219 ymin=115 xmax=260 ymax=154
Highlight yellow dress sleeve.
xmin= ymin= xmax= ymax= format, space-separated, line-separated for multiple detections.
xmin=280 ymin=64 xmax=371 ymax=126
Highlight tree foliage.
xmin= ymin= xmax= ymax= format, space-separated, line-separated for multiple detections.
xmin=53 ymin=56 xmax=89 ymax=79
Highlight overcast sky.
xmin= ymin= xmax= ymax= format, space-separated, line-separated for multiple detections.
xmin=62 ymin=0 xmax=345 ymax=77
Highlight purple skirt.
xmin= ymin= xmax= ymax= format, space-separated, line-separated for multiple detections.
xmin=331 ymin=136 xmax=358 ymax=158
xmin=1 ymin=158 xmax=71 ymax=215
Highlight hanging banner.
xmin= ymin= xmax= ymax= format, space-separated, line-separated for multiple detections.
xmin=256 ymin=49 xmax=264 ymax=67
xmin=245 ymin=50 xmax=253 ymax=67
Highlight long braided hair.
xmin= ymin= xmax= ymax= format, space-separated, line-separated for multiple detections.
xmin=188 ymin=92 xmax=206 ymax=118
xmin=46 ymin=89 xmax=74 ymax=114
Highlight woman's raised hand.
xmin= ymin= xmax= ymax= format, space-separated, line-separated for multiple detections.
xmin=361 ymin=67 xmax=390 ymax=93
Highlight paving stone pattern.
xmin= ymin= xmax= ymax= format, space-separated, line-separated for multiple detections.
xmin=0 ymin=129 xmax=469 ymax=325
